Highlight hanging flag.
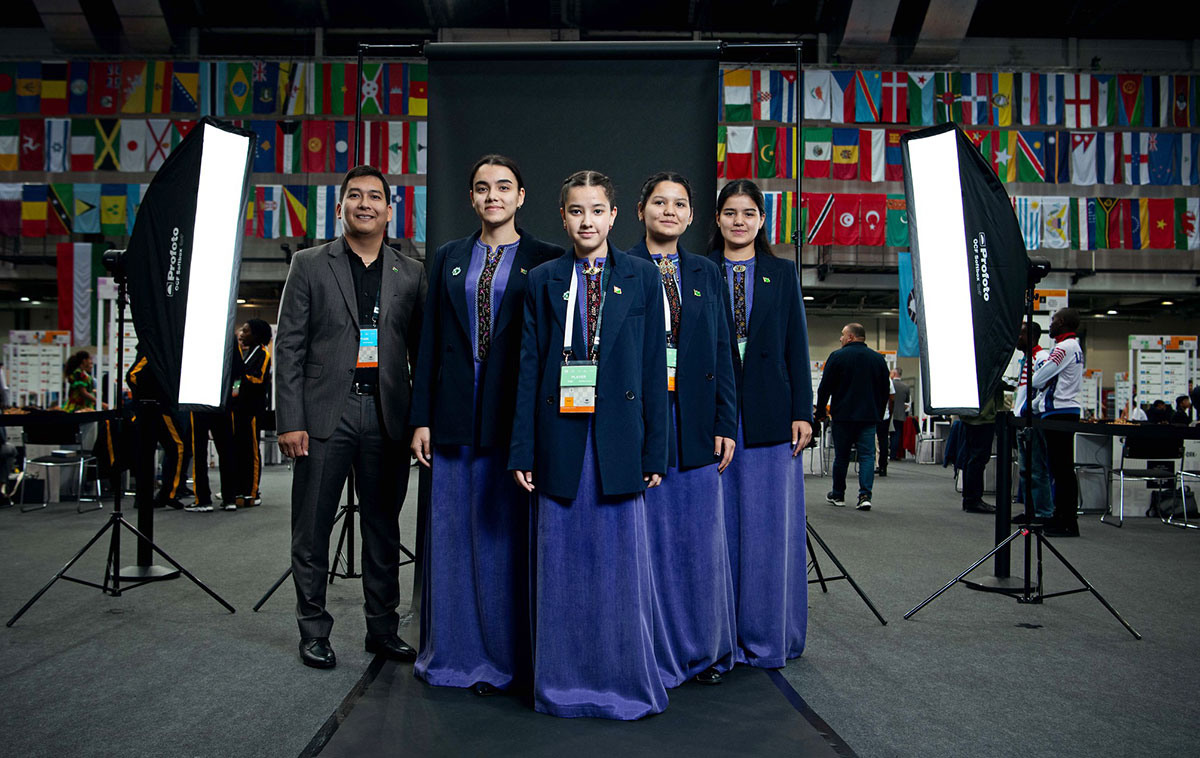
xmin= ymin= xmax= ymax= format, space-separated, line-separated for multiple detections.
xmin=0 ymin=183 xmax=24 ymax=235
xmin=1063 ymin=74 xmax=1095 ymax=129
xmin=313 ymin=62 xmax=358 ymax=116
xmin=776 ymin=70 xmax=798 ymax=123
xmin=119 ymin=118 xmax=147 ymax=172
xmin=55 ymin=242 xmax=99 ymax=346
xmin=776 ymin=126 xmax=797 ymax=178
xmin=884 ymin=129 xmax=905 ymax=181
xmin=100 ymin=183 xmax=127 ymax=235
xmin=386 ymin=63 xmax=407 ymax=114
xmin=389 ymin=185 xmax=416 ymax=239
xmin=67 ymin=61 xmax=90 ymax=114
xmin=762 ymin=191 xmax=782 ymax=243
xmin=1093 ymin=74 xmax=1117 ymax=127
xmin=934 ymin=72 xmax=960 ymax=124
xmin=332 ymin=120 xmax=350 ymax=173
xmin=779 ymin=189 xmax=796 ymax=246
xmin=43 ymin=118 xmax=70 ymax=172
xmin=1044 ymin=131 xmax=1070 ymax=183
xmin=1146 ymin=198 xmax=1175 ymax=249
xmin=1095 ymin=197 xmax=1125 ymax=248
xmin=252 ymin=61 xmax=279 ymax=115
xmin=40 ymin=62 xmax=68 ymax=116
xmin=94 ymin=118 xmax=120 ymax=170
xmin=756 ymin=126 xmax=778 ymax=178
xmin=19 ymin=119 xmax=44 ymax=171
xmin=171 ymin=61 xmax=200 ymax=113
xmin=127 ymin=183 xmax=146 ymax=234
xmin=991 ymin=131 xmax=1018 ymax=183
xmin=992 ymin=72 xmax=1014 ymax=127
xmin=256 ymin=184 xmax=282 ymax=238
xmin=21 ymin=183 xmax=47 ymax=237
xmin=960 ymin=72 xmax=992 ymax=125
xmin=250 ymin=120 xmax=275 ymax=172
xmin=724 ymin=126 xmax=754 ymax=180
xmin=275 ymin=120 xmax=302 ymax=173
xmin=802 ymin=192 xmax=834 ymax=245
xmin=802 ymin=127 xmax=831 ymax=178
xmin=723 ymin=69 xmax=751 ymax=121
xmin=144 ymin=118 xmax=172 ymax=171
xmin=1176 ymin=197 xmax=1200 ymax=250
xmin=897 ymin=251 xmax=919 ymax=356
xmin=1096 ymin=131 xmax=1123 ymax=184
xmin=47 ymin=183 xmax=73 ymax=235
xmin=1042 ymin=74 xmax=1063 ymax=126
xmin=802 ymin=69 xmax=830 ymax=121
xmin=1171 ymin=75 xmax=1191 ymax=127
xmin=118 ymin=61 xmax=147 ymax=113
xmin=171 ymin=119 xmax=196 ymax=146
xmin=358 ymin=121 xmax=388 ymax=171
xmin=1147 ymin=132 xmax=1178 ymax=185
xmin=854 ymin=71 xmax=881 ymax=123
xmin=717 ymin=125 xmax=726 ymax=179
xmin=89 ymin=62 xmax=121 ymax=115
xmin=360 ymin=63 xmax=386 ymax=116
xmin=281 ymin=185 xmax=308 ymax=236
xmin=1181 ymin=132 xmax=1199 ymax=186
xmin=0 ymin=121 xmax=16 ymax=169
xmin=222 ymin=62 xmax=253 ymax=116
xmin=1070 ymin=132 xmax=1097 ymax=186
xmin=858 ymin=128 xmax=885 ymax=183
xmin=1116 ymin=74 xmax=1144 ymax=127
xmin=307 ymin=184 xmax=342 ymax=240
xmin=830 ymin=71 xmax=856 ymax=124
xmin=279 ymin=61 xmax=309 ymax=116
xmin=73 ymin=183 xmax=100 ymax=233
xmin=1013 ymin=197 xmax=1041 ymax=250
xmin=881 ymin=71 xmax=908 ymax=124
xmin=1126 ymin=198 xmax=1148 ymax=250
xmin=886 ymin=194 xmax=908 ymax=247
xmin=16 ymin=62 xmax=42 ymax=112
xmin=860 ymin=194 xmax=886 ymax=246
xmin=0 ymin=63 xmax=16 ymax=114
xmin=407 ymin=64 xmax=427 ymax=117
xmin=833 ymin=193 xmax=861 ymax=245
xmin=1016 ymin=72 xmax=1041 ymax=126
xmin=1122 ymin=131 xmax=1150 ymax=185
xmin=907 ymin=71 xmax=934 ymax=126
xmin=144 ymin=61 xmax=172 ymax=113
xmin=831 ymin=128 xmax=859 ymax=180
xmin=302 ymin=120 xmax=331 ymax=172
xmin=1041 ymin=196 xmax=1069 ymax=249
xmin=1070 ymin=197 xmax=1094 ymax=250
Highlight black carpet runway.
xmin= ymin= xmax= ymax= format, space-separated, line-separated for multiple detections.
xmin=306 ymin=659 xmax=854 ymax=757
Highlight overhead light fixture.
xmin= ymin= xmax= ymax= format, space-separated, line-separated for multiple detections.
xmin=1161 ymin=300 xmax=1174 ymax=306
xmin=803 ymin=295 xmax=814 ymax=301
xmin=19 ymin=296 xmax=29 ymax=302
xmin=1095 ymin=313 xmax=1106 ymax=318
xmin=236 ymin=299 xmax=247 ymax=305
xmin=30 ymin=300 xmax=42 ymax=305
xmin=1106 ymin=309 xmax=1118 ymax=315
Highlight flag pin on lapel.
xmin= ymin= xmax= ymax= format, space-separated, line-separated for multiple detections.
xmin=693 ymin=289 xmax=701 ymax=297
xmin=520 ymin=267 xmax=527 ymax=275
xmin=613 ymin=286 xmax=622 ymax=294
xmin=392 ymin=266 xmax=398 ymax=272
xmin=451 ymin=267 xmax=462 ymax=276
xmin=762 ymin=276 xmax=771 ymax=283
xmin=562 ymin=291 xmax=570 ymax=300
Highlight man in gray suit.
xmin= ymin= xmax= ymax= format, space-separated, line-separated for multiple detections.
xmin=275 ymin=165 xmax=427 ymax=669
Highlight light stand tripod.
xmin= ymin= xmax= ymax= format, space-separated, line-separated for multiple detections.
xmin=7 ymin=259 xmax=235 ymax=626
xmin=253 ymin=467 xmax=416 ymax=611
xmin=903 ymin=258 xmax=1140 ymax=639
xmin=806 ymin=521 xmax=887 ymax=625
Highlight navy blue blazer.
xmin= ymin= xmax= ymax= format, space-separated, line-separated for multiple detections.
xmin=628 ymin=240 xmax=736 ymax=469
xmin=508 ymin=245 xmax=669 ymax=499
xmin=707 ymin=250 xmax=814 ymax=445
xmin=409 ymin=229 xmax=563 ymax=447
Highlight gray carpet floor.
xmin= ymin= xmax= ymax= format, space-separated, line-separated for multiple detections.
xmin=1 ymin=458 xmax=1196 ymax=757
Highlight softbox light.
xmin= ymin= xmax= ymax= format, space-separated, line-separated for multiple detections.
xmin=901 ymin=123 xmax=1025 ymax=415
xmin=124 ymin=117 xmax=255 ymax=410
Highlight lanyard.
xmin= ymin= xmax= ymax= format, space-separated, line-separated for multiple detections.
xmin=369 ymin=286 xmax=380 ymax=327
xmin=654 ymin=255 xmax=679 ymax=347
xmin=563 ymin=259 xmax=609 ymax=361
xmin=243 ymin=345 xmax=260 ymax=364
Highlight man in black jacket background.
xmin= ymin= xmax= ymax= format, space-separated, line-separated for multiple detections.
xmin=815 ymin=323 xmax=891 ymax=510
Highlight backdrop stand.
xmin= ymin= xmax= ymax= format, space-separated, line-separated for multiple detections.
xmin=806 ymin=521 xmax=886 ymax=625
xmin=7 ymin=267 xmax=235 ymax=626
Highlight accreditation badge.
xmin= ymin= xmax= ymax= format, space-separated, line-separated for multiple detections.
xmin=559 ymin=361 xmax=598 ymax=414
xmin=666 ymin=347 xmax=678 ymax=392
xmin=357 ymin=328 xmax=379 ymax=368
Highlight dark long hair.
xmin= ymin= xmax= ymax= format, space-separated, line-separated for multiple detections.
xmin=559 ymin=170 xmax=615 ymax=208
xmin=64 ymin=350 xmax=90 ymax=376
xmin=637 ymin=171 xmax=693 ymax=208
xmin=468 ymin=154 xmax=525 ymax=191
xmin=707 ymin=179 xmax=773 ymax=257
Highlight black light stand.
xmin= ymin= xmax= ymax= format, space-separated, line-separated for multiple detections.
xmin=806 ymin=522 xmax=887 ymax=625
xmin=8 ymin=255 xmax=235 ymax=626
xmin=904 ymin=258 xmax=1140 ymax=639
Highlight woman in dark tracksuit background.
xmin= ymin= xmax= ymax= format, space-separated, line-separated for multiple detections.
xmin=410 ymin=154 xmax=562 ymax=694
xmin=509 ymin=170 xmax=669 ymax=720
xmin=707 ymin=178 xmax=813 ymax=669
xmin=627 ymin=171 xmax=737 ymax=688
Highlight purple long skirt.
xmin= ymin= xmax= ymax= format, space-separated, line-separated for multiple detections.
xmin=644 ymin=402 xmax=737 ymax=687
xmin=531 ymin=421 xmax=668 ymax=720
xmin=415 ymin=445 xmax=530 ymax=689
xmin=721 ymin=418 xmax=808 ymax=668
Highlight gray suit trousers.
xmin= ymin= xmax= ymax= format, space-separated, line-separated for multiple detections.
xmin=290 ymin=393 xmax=411 ymax=639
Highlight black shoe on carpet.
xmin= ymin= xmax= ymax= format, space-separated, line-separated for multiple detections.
xmin=826 ymin=492 xmax=845 ymax=507
xmin=694 ymin=667 xmax=724 ymax=685
xmin=1011 ymin=512 xmax=1047 ymax=524
xmin=472 ymin=682 xmax=501 ymax=696
xmin=856 ymin=494 xmax=872 ymax=511
xmin=299 ymin=637 xmax=336 ymax=669
xmin=365 ymin=634 xmax=417 ymax=662
xmin=874 ymin=468 xmax=887 ymax=476
xmin=962 ymin=500 xmax=996 ymax=514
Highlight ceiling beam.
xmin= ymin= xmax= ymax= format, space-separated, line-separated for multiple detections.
xmin=908 ymin=0 xmax=977 ymax=64
xmin=112 ymin=0 xmax=174 ymax=54
xmin=836 ymin=0 xmax=901 ymax=62
xmin=32 ymin=0 xmax=101 ymax=53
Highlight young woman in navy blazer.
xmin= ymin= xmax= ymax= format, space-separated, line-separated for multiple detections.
xmin=628 ymin=172 xmax=737 ymax=688
xmin=409 ymin=154 xmax=562 ymax=695
xmin=707 ymin=179 xmax=814 ymax=668
xmin=509 ymin=170 xmax=670 ymax=720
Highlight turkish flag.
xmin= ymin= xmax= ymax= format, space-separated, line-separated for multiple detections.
xmin=860 ymin=194 xmax=887 ymax=246
xmin=833 ymin=194 xmax=861 ymax=246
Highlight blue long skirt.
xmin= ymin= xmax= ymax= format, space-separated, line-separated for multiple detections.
xmin=721 ymin=418 xmax=808 ymax=668
xmin=415 ymin=445 xmax=530 ymax=689
xmin=645 ymin=402 xmax=736 ymax=687
xmin=531 ymin=421 xmax=668 ymax=720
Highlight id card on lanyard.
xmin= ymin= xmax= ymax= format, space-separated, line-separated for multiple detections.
xmin=559 ymin=262 xmax=606 ymax=414
xmin=357 ymin=288 xmax=382 ymax=368
xmin=660 ymin=283 xmax=677 ymax=392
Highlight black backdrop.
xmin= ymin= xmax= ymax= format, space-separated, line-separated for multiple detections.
xmin=425 ymin=42 xmax=719 ymax=256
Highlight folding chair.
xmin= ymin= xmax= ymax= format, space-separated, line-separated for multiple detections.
xmin=18 ymin=420 xmax=102 ymax=514
xmin=1101 ymin=434 xmax=1184 ymax=528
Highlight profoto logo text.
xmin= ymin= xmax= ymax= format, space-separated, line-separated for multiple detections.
xmin=166 ymin=227 xmax=184 ymax=297
xmin=971 ymin=231 xmax=991 ymax=302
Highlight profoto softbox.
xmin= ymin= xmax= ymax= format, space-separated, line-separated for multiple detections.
xmin=124 ymin=117 xmax=255 ymax=410
xmin=901 ymin=123 xmax=1026 ymax=415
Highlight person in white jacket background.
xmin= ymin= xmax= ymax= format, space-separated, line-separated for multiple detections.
xmin=1032 ymin=307 xmax=1084 ymax=537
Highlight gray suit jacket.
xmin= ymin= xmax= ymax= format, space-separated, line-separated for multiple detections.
xmin=275 ymin=236 xmax=427 ymax=440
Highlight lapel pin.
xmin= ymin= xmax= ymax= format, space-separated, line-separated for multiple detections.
xmin=762 ymin=276 xmax=771 ymax=283
xmin=693 ymin=289 xmax=701 ymax=297
xmin=391 ymin=266 xmax=398 ymax=272
xmin=612 ymin=286 xmax=622 ymax=295
xmin=562 ymin=291 xmax=570 ymax=301
xmin=451 ymin=266 xmax=462 ymax=276
xmin=520 ymin=267 xmax=528 ymax=275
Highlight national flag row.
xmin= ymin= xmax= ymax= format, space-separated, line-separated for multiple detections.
xmin=0 ymin=118 xmax=428 ymax=175
xmin=717 ymin=126 xmax=798 ymax=180
xmin=0 ymin=61 xmax=428 ymax=118
xmin=0 ymin=182 xmax=427 ymax=242
xmin=1012 ymin=196 xmax=1200 ymax=252
xmin=721 ymin=69 xmax=1200 ymax=129
xmin=791 ymin=126 xmax=1200 ymax=186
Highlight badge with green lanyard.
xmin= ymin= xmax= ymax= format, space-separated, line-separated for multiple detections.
xmin=357 ymin=289 xmax=381 ymax=368
xmin=559 ymin=262 xmax=607 ymax=414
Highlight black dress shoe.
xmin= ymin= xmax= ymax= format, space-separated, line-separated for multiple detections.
xmin=299 ymin=637 xmax=336 ymax=669
xmin=874 ymin=468 xmax=887 ymax=477
xmin=694 ymin=667 xmax=724 ymax=685
xmin=472 ymin=681 xmax=501 ymax=696
xmin=365 ymin=634 xmax=417 ymax=662
xmin=962 ymin=500 xmax=997 ymax=514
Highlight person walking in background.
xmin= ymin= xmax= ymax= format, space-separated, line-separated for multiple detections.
xmin=231 ymin=319 xmax=272 ymax=509
xmin=889 ymin=368 xmax=911 ymax=461
xmin=814 ymin=323 xmax=889 ymax=511
xmin=874 ymin=374 xmax=895 ymax=477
